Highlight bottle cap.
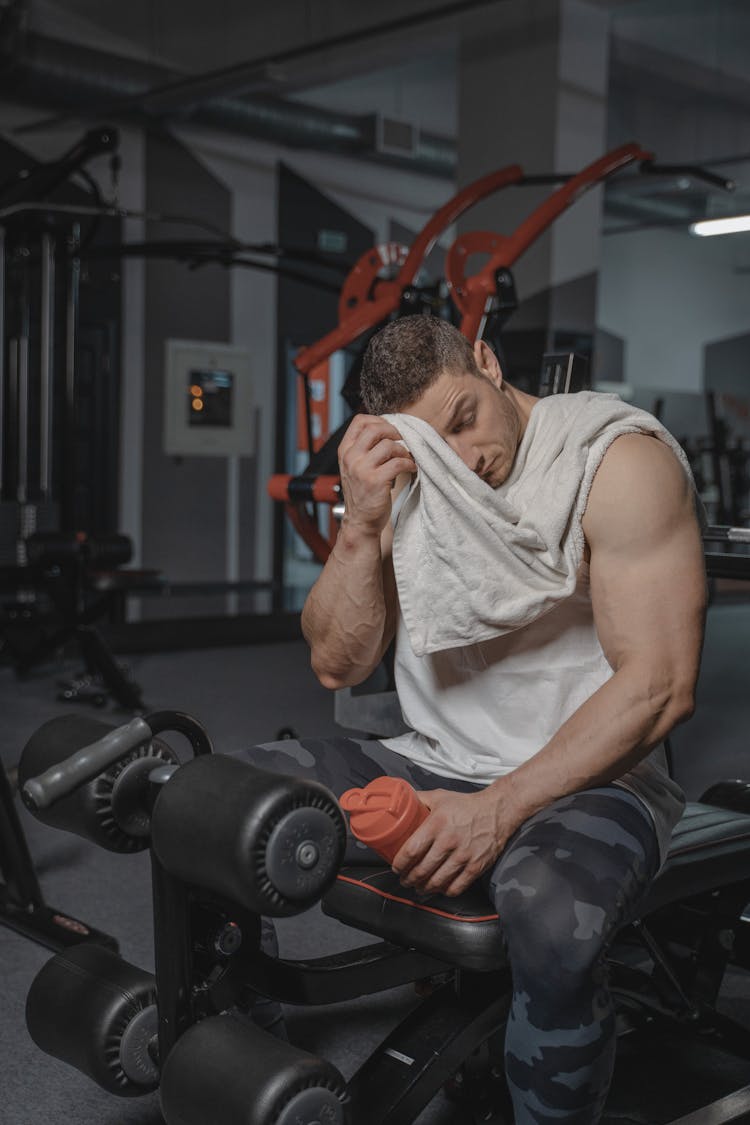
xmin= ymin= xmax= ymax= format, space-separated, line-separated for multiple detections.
xmin=339 ymin=776 xmax=429 ymax=864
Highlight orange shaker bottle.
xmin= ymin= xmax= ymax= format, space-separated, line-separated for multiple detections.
xmin=339 ymin=776 xmax=430 ymax=864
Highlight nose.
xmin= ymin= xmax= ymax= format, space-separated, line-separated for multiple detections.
xmin=447 ymin=434 xmax=483 ymax=475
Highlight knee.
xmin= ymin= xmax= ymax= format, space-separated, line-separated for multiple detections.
xmin=490 ymin=860 xmax=610 ymax=989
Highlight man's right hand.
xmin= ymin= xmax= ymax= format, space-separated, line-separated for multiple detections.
xmin=338 ymin=415 xmax=417 ymax=537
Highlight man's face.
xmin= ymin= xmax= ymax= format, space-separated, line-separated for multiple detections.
xmin=401 ymin=365 xmax=521 ymax=489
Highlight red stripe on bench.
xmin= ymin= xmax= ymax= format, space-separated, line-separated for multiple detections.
xmin=335 ymin=874 xmax=499 ymax=923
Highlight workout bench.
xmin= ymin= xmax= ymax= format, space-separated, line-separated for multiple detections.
xmin=15 ymin=709 xmax=750 ymax=1125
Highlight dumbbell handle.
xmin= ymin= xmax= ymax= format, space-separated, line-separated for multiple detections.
xmin=21 ymin=718 xmax=154 ymax=812
xmin=703 ymin=525 xmax=750 ymax=543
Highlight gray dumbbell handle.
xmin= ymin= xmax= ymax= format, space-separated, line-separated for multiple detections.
xmin=704 ymin=525 xmax=750 ymax=543
xmin=22 ymin=717 xmax=153 ymax=811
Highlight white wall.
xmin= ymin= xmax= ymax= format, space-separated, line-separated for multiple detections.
xmin=291 ymin=50 xmax=458 ymax=138
xmin=602 ymin=6 xmax=750 ymax=395
xmin=598 ymin=223 xmax=750 ymax=391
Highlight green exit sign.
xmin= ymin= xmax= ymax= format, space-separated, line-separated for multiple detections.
xmin=317 ymin=229 xmax=348 ymax=254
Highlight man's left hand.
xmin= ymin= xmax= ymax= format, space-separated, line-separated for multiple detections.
xmin=391 ymin=787 xmax=511 ymax=897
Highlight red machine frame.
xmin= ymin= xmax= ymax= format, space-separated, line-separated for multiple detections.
xmin=270 ymin=142 xmax=653 ymax=564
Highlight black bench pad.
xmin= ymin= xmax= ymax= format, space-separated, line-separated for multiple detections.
xmin=323 ymin=802 xmax=750 ymax=973
xmin=639 ymin=801 xmax=750 ymax=914
xmin=323 ymin=868 xmax=504 ymax=971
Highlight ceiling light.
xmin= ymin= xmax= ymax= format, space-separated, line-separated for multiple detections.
xmin=690 ymin=215 xmax=750 ymax=237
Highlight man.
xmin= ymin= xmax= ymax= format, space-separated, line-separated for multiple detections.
xmin=246 ymin=315 xmax=706 ymax=1123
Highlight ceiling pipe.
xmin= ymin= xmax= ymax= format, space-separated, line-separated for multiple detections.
xmin=1 ymin=30 xmax=724 ymax=216
xmin=2 ymin=32 xmax=458 ymax=179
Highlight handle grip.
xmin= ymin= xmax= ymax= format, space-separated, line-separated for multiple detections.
xmin=21 ymin=717 xmax=153 ymax=812
xmin=703 ymin=525 xmax=750 ymax=544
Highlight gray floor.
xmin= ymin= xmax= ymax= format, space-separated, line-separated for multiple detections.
xmin=1 ymin=602 xmax=750 ymax=1124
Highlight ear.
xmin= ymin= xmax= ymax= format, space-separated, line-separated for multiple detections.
xmin=473 ymin=339 xmax=503 ymax=388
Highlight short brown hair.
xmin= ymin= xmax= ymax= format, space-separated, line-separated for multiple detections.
xmin=360 ymin=315 xmax=478 ymax=415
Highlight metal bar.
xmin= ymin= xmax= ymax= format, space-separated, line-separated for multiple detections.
xmin=0 ymin=894 xmax=118 ymax=952
xmin=348 ymin=978 xmax=511 ymax=1125
xmin=456 ymin=143 xmax=653 ymax=341
xmin=0 ymin=228 xmax=5 ymax=497
xmin=238 ymin=944 xmax=450 ymax=1007
xmin=706 ymin=391 xmax=729 ymax=525
xmin=63 ymin=224 xmax=80 ymax=531
xmin=0 ymin=757 xmax=43 ymax=905
xmin=267 ymin=472 xmax=341 ymax=504
xmin=226 ymin=455 xmax=239 ymax=617
xmin=39 ymin=232 xmax=55 ymax=498
xmin=7 ymin=338 xmax=17 ymax=506
xmin=704 ymin=525 xmax=750 ymax=544
xmin=669 ymin=1085 xmax=750 ymax=1125
xmin=155 ymin=579 xmax=276 ymax=596
xmin=14 ymin=253 xmax=31 ymax=504
xmin=16 ymin=330 xmax=28 ymax=504
xmin=150 ymin=855 xmax=195 ymax=1065
xmin=0 ymin=202 xmax=119 ymax=223
xmin=75 ymin=625 xmax=145 ymax=712
xmin=0 ymin=757 xmax=118 ymax=953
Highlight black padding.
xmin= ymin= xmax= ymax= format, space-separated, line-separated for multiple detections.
xmin=323 ymin=868 xmax=504 ymax=972
xmin=85 ymin=533 xmax=132 ymax=570
xmin=26 ymin=943 xmax=158 ymax=1096
xmin=25 ymin=531 xmax=79 ymax=566
xmin=151 ymin=754 xmax=346 ymax=917
xmin=159 ymin=1013 xmax=348 ymax=1125
xmin=324 ymin=802 xmax=750 ymax=972
xmin=699 ymin=780 xmax=750 ymax=814
xmin=286 ymin=474 xmax=318 ymax=502
xmin=639 ymin=801 xmax=750 ymax=915
xmin=19 ymin=714 xmax=175 ymax=852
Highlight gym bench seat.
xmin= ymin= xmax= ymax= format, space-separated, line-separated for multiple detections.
xmin=323 ymin=801 xmax=750 ymax=973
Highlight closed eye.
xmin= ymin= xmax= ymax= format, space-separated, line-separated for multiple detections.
xmin=452 ymin=413 xmax=475 ymax=434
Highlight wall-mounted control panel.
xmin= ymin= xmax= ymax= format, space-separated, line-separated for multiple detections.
xmin=164 ymin=339 xmax=254 ymax=457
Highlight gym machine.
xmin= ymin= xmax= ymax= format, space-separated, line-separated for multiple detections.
xmin=13 ymin=655 xmax=750 ymax=1124
xmin=0 ymin=125 xmax=119 ymax=548
xmin=0 ymin=125 xmax=154 ymax=709
xmin=676 ymin=392 xmax=750 ymax=530
xmin=267 ymin=142 xmax=736 ymax=567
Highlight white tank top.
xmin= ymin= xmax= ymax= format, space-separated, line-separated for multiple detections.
xmin=382 ymin=562 xmax=685 ymax=864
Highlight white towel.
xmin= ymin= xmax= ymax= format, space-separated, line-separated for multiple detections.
xmin=383 ymin=392 xmax=695 ymax=657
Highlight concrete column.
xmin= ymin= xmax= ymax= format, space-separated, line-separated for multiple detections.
xmin=457 ymin=0 xmax=610 ymax=377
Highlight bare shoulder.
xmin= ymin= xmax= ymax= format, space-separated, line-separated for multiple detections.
xmin=582 ymin=433 xmax=695 ymax=552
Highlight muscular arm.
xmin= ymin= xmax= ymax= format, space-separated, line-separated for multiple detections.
xmin=500 ymin=433 xmax=706 ymax=819
xmin=394 ymin=433 xmax=706 ymax=896
xmin=301 ymin=415 xmax=415 ymax=690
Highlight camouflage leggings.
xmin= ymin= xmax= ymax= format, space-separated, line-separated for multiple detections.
xmin=236 ymin=736 xmax=660 ymax=1125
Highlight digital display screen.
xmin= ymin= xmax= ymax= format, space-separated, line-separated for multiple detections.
xmin=188 ymin=369 xmax=234 ymax=427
